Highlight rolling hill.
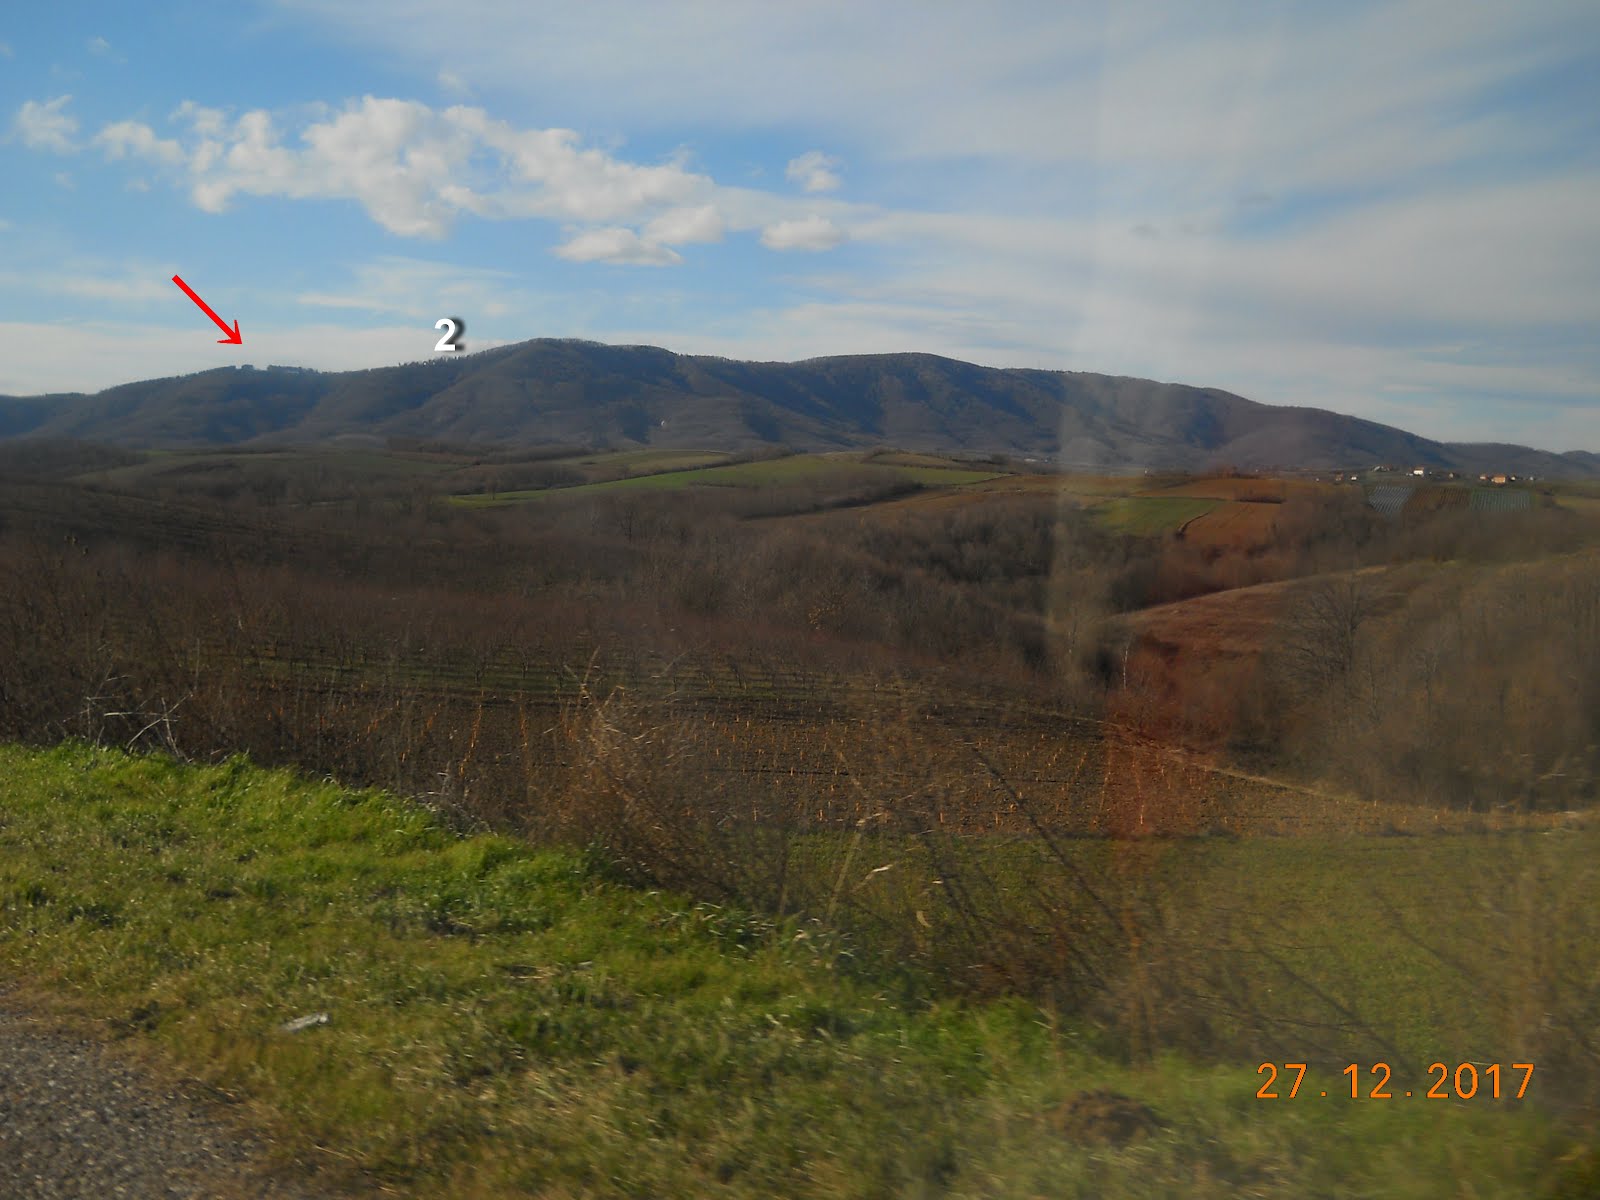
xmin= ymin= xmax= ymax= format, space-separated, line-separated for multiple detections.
xmin=2 ymin=338 xmax=1594 ymax=477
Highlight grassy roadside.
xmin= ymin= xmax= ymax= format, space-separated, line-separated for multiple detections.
xmin=0 ymin=742 xmax=1584 ymax=1198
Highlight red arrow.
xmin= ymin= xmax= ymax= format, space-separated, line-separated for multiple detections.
xmin=171 ymin=274 xmax=243 ymax=344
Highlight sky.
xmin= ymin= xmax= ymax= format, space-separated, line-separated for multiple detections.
xmin=2 ymin=0 xmax=1598 ymax=451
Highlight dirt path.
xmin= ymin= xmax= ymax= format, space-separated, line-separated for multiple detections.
xmin=0 ymin=1002 xmax=330 ymax=1200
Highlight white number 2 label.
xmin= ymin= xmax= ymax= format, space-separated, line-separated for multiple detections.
xmin=434 ymin=316 xmax=466 ymax=352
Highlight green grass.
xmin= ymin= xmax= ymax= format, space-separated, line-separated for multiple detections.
xmin=0 ymin=743 xmax=1585 ymax=1198
xmin=778 ymin=822 xmax=1600 ymax=1065
xmin=1095 ymin=496 xmax=1220 ymax=535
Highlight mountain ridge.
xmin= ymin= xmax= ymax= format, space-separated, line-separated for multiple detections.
xmin=1 ymin=338 xmax=1593 ymax=478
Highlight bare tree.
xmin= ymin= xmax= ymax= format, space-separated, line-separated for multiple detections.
xmin=1273 ymin=572 xmax=1383 ymax=699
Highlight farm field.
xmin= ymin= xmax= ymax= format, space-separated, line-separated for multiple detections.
xmin=450 ymin=454 xmax=1002 ymax=506
xmin=1401 ymin=486 xmax=1471 ymax=516
xmin=1094 ymin=495 xmax=1220 ymax=535
xmin=1116 ymin=573 xmax=1304 ymax=663
xmin=562 ymin=447 xmax=735 ymax=474
xmin=1138 ymin=476 xmax=1302 ymax=502
xmin=1173 ymin=499 xmax=1281 ymax=550
xmin=1366 ymin=483 xmax=1415 ymax=517
xmin=1471 ymin=487 xmax=1535 ymax=512
xmin=1555 ymin=494 xmax=1600 ymax=519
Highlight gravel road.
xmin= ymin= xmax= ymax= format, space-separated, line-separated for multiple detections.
xmin=0 ymin=1003 xmax=329 ymax=1199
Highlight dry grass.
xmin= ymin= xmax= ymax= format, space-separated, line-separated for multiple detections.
xmin=1177 ymin=501 xmax=1282 ymax=551
xmin=1139 ymin=477 xmax=1332 ymax=502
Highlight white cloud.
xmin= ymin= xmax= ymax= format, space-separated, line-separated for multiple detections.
xmin=760 ymin=215 xmax=846 ymax=251
xmin=273 ymin=2 xmax=1595 ymax=208
xmin=53 ymin=171 xmax=75 ymax=190
xmin=13 ymin=95 xmax=79 ymax=153
xmin=446 ymin=106 xmax=708 ymax=222
xmin=438 ymin=69 xmax=469 ymax=95
xmin=173 ymin=99 xmax=474 ymax=237
xmin=0 ymin=42 xmax=13 ymax=58
xmin=19 ymin=93 xmax=858 ymax=266
xmin=93 ymin=120 xmax=184 ymax=165
xmin=785 ymin=150 xmax=841 ymax=193
xmin=142 ymin=96 xmax=719 ymax=238
xmin=296 ymin=256 xmax=529 ymax=319
xmin=553 ymin=227 xmax=681 ymax=265
xmin=0 ymin=261 xmax=180 ymax=305
xmin=57 ymin=274 xmax=171 ymax=303
xmin=643 ymin=205 xmax=725 ymax=245
xmin=32 ymin=94 xmax=835 ymax=248
xmin=87 ymin=36 xmax=113 ymax=56
xmin=171 ymin=100 xmax=227 ymax=137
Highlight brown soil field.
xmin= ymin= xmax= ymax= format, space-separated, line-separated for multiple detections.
xmin=1104 ymin=566 xmax=1419 ymax=756
xmin=955 ymin=473 xmax=1140 ymax=499
xmin=862 ymin=451 xmax=975 ymax=469
xmin=1401 ymin=486 xmax=1471 ymax=516
xmin=1174 ymin=500 xmax=1281 ymax=551
xmin=1118 ymin=572 xmax=1316 ymax=662
xmin=801 ymin=472 xmax=1178 ymax=521
xmin=1139 ymin=476 xmax=1332 ymax=503
xmin=807 ymin=473 xmax=1090 ymax=519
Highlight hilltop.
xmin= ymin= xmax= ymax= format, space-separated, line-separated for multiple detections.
xmin=2 ymin=339 xmax=1595 ymax=477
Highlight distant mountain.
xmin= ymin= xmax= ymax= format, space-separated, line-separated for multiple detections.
xmin=1 ymin=338 xmax=1594 ymax=477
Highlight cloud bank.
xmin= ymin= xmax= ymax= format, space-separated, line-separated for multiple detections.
xmin=18 ymin=94 xmax=853 ymax=265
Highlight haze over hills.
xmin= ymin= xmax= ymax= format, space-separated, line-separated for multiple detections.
xmin=1 ymin=338 xmax=1594 ymax=478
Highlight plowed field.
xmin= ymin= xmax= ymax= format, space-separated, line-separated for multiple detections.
xmin=1175 ymin=500 xmax=1280 ymax=550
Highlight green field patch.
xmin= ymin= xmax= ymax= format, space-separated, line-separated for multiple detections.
xmin=1095 ymin=496 xmax=1221 ymax=535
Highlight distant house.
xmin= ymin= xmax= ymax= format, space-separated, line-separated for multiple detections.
xmin=1491 ymin=473 xmax=1509 ymax=485
xmin=1412 ymin=467 xmax=1427 ymax=477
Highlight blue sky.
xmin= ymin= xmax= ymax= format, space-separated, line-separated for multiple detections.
xmin=3 ymin=1 xmax=1598 ymax=450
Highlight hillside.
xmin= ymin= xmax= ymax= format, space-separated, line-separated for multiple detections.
xmin=2 ymin=339 xmax=1595 ymax=477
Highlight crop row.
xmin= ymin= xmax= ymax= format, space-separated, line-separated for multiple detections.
xmin=1365 ymin=484 xmax=1414 ymax=518
xmin=1469 ymin=488 xmax=1533 ymax=512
